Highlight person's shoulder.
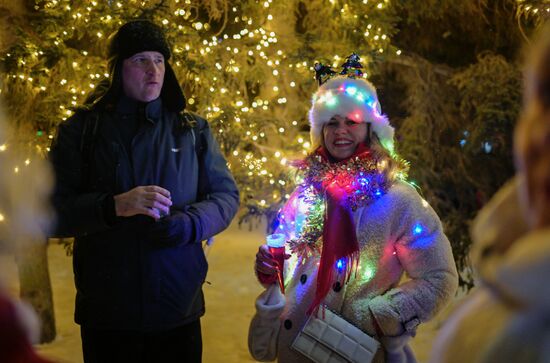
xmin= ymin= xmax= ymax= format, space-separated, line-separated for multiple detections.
xmin=171 ymin=111 xmax=210 ymax=135
xmin=184 ymin=111 xmax=209 ymax=129
xmin=63 ymin=104 xmax=102 ymax=125
xmin=379 ymin=180 xmax=434 ymax=215
xmin=57 ymin=108 xmax=88 ymax=131
xmin=387 ymin=180 xmax=420 ymax=200
xmin=56 ymin=105 xmax=106 ymax=138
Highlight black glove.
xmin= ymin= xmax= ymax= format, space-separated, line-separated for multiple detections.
xmin=147 ymin=210 xmax=196 ymax=246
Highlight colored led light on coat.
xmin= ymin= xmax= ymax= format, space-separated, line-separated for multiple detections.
xmin=413 ymin=223 xmax=424 ymax=235
xmin=345 ymin=86 xmax=357 ymax=95
xmin=326 ymin=96 xmax=338 ymax=107
xmin=363 ymin=266 xmax=375 ymax=281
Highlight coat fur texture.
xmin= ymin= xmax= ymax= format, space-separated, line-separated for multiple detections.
xmin=251 ymin=181 xmax=458 ymax=363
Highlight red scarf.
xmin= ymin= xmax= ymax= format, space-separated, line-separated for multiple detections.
xmin=306 ymin=143 xmax=370 ymax=315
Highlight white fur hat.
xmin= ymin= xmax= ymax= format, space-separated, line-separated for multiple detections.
xmin=308 ymin=77 xmax=395 ymax=154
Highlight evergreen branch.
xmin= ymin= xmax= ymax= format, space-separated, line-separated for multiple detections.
xmin=213 ymin=0 xmax=229 ymax=37
xmin=386 ymin=52 xmax=453 ymax=77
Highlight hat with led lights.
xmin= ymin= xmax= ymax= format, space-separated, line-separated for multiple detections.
xmin=308 ymin=53 xmax=395 ymax=154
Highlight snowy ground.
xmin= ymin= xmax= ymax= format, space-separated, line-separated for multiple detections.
xmin=1 ymin=220 xmax=463 ymax=363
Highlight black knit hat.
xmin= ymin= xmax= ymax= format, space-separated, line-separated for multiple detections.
xmin=108 ymin=20 xmax=172 ymax=61
xmin=86 ymin=19 xmax=186 ymax=112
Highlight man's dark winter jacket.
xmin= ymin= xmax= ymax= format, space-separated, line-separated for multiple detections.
xmin=49 ymin=97 xmax=239 ymax=332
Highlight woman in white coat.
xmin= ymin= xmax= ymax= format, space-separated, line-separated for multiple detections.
xmin=250 ymin=58 xmax=458 ymax=363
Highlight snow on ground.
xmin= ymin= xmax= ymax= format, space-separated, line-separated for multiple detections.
xmin=1 ymin=219 xmax=464 ymax=363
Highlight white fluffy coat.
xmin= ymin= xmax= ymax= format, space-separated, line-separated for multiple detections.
xmin=251 ymin=181 xmax=458 ymax=363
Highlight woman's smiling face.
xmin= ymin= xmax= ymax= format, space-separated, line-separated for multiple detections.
xmin=322 ymin=115 xmax=367 ymax=161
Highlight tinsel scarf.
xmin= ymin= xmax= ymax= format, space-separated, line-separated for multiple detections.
xmin=292 ymin=143 xmax=394 ymax=315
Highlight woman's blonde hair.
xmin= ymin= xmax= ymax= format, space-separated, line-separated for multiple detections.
xmin=369 ymin=131 xmax=409 ymax=183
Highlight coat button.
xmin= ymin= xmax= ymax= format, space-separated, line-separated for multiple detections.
xmin=300 ymin=274 xmax=307 ymax=284
xmin=284 ymin=319 xmax=292 ymax=330
xmin=332 ymin=281 xmax=342 ymax=292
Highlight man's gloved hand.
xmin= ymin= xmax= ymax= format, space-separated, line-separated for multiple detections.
xmin=147 ymin=210 xmax=195 ymax=246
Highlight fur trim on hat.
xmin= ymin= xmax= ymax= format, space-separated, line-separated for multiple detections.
xmin=308 ymin=77 xmax=394 ymax=153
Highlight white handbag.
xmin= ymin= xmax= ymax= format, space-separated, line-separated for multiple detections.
xmin=291 ymin=307 xmax=380 ymax=363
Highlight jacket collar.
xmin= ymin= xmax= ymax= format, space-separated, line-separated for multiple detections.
xmin=115 ymin=95 xmax=163 ymax=123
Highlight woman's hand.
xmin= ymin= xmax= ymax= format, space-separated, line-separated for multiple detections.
xmin=255 ymin=245 xmax=278 ymax=276
xmin=254 ymin=244 xmax=290 ymax=286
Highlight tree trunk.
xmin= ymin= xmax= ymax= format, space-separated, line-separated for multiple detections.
xmin=15 ymin=239 xmax=56 ymax=343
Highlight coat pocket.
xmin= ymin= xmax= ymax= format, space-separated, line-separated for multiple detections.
xmin=159 ymin=242 xmax=208 ymax=315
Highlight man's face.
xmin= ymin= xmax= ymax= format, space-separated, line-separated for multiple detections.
xmin=122 ymin=51 xmax=165 ymax=102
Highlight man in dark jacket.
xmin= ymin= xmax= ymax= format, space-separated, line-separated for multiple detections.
xmin=49 ymin=19 xmax=239 ymax=363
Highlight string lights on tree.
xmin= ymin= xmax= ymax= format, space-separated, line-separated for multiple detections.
xmin=1 ymin=0 xmax=545 ymax=290
xmin=0 ymin=0 xmax=397 ymax=223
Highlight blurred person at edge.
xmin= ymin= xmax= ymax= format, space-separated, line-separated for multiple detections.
xmin=430 ymin=22 xmax=550 ymax=363
xmin=0 ymin=107 xmax=53 ymax=362
xmin=48 ymin=19 xmax=239 ymax=363
xmin=250 ymin=61 xmax=458 ymax=363
xmin=0 ymin=293 xmax=53 ymax=363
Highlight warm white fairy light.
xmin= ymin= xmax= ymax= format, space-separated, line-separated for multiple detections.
xmin=6 ymin=0 xmax=399 ymax=213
